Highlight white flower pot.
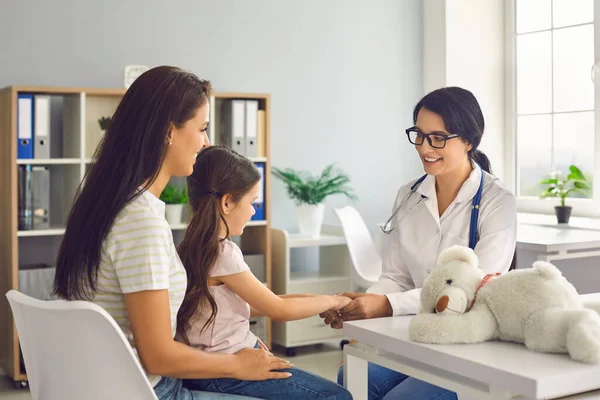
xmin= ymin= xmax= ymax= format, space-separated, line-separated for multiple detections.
xmin=165 ymin=204 xmax=184 ymax=225
xmin=296 ymin=203 xmax=325 ymax=238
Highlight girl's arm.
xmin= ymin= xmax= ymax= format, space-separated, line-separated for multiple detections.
xmin=250 ymin=294 xmax=318 ymax=317
xmin=219 ymin=271 xmax=351 ymax=322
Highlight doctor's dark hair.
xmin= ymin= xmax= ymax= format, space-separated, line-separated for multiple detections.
xmin=53 ymin=66 xmax=212 ymax=300
xmin=176 ymin=146 xmax=261 ymax=345
xmin=413 ymin=86 xmax=491 ymax=174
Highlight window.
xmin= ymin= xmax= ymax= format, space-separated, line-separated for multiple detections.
xmin=507 ymin=0 xmax=600 ymax=215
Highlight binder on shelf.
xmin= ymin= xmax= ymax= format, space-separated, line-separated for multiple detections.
xmin=33 ymin=95 xmax=51 ymax=159
xmin=17 ymin=93 xmax=34 ymax=159
xmin=251 ymin=162 xmax=265 ymax=221
xmin=245 ymin=100 xmax=258 ymax=158
xmin=31 ymin=166 xmax=50 ymax=229
xmin=220 ymin=99 xmax=246 ymax=155
xmin=18 ymin=263 xmax=57 ymax=301
xmin=18 ymin=165 xmax=32 ymax=230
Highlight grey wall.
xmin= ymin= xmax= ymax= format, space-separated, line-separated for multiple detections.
xmin=0 ymin=0 xmax=424 ymax=234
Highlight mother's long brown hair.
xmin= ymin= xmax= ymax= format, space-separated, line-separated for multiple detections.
xmin=177 ymin=146 xmax=261 ymax=344
xmin=54 ymin=66 xmax=211 ymax=300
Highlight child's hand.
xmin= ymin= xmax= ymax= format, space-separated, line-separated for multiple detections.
xmin=332 ymin=295 xmax=352 ymax=310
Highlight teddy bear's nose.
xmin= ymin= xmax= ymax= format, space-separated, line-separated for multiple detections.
xmin=436 ymin=295 xmax=450 ymax=313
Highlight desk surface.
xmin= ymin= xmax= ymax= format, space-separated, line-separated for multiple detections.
xmin=517 ymin=224 xmax=600 ymax=250
xmin=344 ymin=294 xmax=600 ymax=399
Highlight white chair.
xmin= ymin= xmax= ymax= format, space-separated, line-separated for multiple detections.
xmin=334 ymin=206 xmax=382 ymax=291
xmin=6 ymin=290 xmax=158 ymax=400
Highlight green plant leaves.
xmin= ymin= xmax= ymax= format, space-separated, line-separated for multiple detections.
xmin=539 ymin=164 xmax=592 ymax=204
xmin=272 ymin=164 xmax=357 ymax=205
xmin=159 ymin=184 xmax=189 ymax=204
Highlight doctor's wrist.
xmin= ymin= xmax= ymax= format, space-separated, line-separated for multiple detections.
xmin=378 ymin=295 xmax=394 ymax=318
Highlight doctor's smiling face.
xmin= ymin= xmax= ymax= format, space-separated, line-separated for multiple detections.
xmin=413 ymin=107 xmax=472 ymax=177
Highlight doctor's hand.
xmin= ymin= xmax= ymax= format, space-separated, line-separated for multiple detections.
xmin=338 ymin=292 xmax=393 ymax=321
xmin=319 ymin=309 xmax=344 ymax=329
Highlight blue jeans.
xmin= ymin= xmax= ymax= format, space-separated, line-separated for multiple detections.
xmin=338 ymin=363 xmax=457 ymax=400
xmin=183 ymin=341 xmax=351 ymax=400
xmin=183 ymin=368 xmax=351 ymax=400
xmin=154 ymin=376 xmax=261 ymax=400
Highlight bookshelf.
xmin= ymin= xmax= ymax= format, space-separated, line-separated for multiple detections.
xmin=0 ymin=86 xmax=272 ymax=386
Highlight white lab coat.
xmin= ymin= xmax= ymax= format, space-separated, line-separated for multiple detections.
xmin=367 ymin=166 xmax=517 ymax=316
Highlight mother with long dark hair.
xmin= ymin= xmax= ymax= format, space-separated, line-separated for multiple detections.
xmin=53 ymin=66 xmax=290 ymax=400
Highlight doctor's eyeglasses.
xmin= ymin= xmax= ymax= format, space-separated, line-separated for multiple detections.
xmin=405 ymin=127 xmax=460 ymax=149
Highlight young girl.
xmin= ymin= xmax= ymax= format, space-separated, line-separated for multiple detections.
xmin=177 ymin=146 xmax=352 ymax=400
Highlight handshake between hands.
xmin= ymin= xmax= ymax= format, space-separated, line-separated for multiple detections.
xmin=319 ymin=292 xmax=394 ymax=329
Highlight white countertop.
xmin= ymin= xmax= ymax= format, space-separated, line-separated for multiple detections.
xmin=344 ymin=294 xmax=600 ymax=399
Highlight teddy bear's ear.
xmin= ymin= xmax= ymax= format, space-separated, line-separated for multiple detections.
xmin=437 ymin=245 xmax=478 ymax=268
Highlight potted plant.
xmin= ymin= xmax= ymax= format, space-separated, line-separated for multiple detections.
xmin=160 ymin=184 xmax=189 ymax=225
xmin=540 ymin=165 xmax=592 ymax=224
xmin=272 ymin=163 xmax=356 ymax=238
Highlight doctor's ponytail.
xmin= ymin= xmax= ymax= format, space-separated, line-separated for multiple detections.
xmin=471 ymin=149 xmax=491 ymax=174
xmin=413 ymin=86 xmax=492 ymax=174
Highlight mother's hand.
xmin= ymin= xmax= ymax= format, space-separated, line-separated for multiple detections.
xmin=232 ymin=347 xmax=293 ymax=381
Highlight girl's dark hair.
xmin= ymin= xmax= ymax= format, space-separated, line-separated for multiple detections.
xmin=176 ymin=146 xmax=261 ymax=345
xmin=53 ymin=66 xmax=212 ymax=300
xmin=413 ymin=86 xmax=491 ymax=174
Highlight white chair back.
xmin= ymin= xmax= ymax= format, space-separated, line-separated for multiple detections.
xmin=5 ymin=290 xmax=158 ymax=400
xmin=334 ymin=206 xmax=382 ymax=290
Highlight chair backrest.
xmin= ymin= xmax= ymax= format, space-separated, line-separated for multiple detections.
xmin=6 ymin=290 xmax=157 ymax=400
xmin=334 ymin=206 xmax=383 ymax=288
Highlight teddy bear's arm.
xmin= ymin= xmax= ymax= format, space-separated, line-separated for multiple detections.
xmin=408 ymin=304 xmax=498 ymax=344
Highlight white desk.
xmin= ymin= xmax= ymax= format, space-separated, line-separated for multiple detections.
xmin=517 ymin=224 xmax=600 ymax=262
xmin=343 ymin=294 xmax=600 ymax=400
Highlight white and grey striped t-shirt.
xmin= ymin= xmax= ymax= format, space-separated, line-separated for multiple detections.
xmin=92 ymin=189 xmax=187 ymax=387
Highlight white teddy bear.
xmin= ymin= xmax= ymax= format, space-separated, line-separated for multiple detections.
xmin=408 ymin=245 xmax=600 ymax=363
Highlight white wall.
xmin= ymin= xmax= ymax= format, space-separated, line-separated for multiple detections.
xmin=0 ymin=0 xmax=425 ymax=235
xmin=423 ymin=0 xmax=507 ymax=183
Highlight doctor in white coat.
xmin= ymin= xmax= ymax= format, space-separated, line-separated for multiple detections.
xmin=325 ymin=86 xmax=517 ymax=400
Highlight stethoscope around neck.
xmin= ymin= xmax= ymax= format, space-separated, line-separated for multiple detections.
xmin=380 ymin=164 xmax=485 ymax=250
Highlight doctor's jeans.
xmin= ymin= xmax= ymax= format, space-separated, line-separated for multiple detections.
xmin=338 ymin=363 xmax=457 ymax=400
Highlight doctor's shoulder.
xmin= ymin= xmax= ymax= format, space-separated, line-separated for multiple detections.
xmin=481 ymin=171 xmax=516 ymax=212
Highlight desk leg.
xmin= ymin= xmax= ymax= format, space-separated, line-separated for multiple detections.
xmin=344 ymin=348 xmax=368 ymax=400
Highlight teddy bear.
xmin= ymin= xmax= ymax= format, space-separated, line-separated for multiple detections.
xmin=408 ymin=245 xmax=600 ymax=364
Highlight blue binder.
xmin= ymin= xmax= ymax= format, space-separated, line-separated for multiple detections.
xmin=17 ymin=94 xmax=34 ymax=159
xmin=251 ymin=162 xmax=266 ymax=221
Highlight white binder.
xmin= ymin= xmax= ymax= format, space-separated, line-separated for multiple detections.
xmin=220 ymin=99 xmax=246 ymax=155
xmin=245 ymin=100 xmax=259 ymax=158
xmin=34 ymin=95 xmax=51 ymax=159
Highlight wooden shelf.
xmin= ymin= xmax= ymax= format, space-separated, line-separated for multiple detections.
xmin=17 ymin=158 xmax=81 ymax=165
xmin=1 ymin=85 xmax=274 ymax=383
xmin=18 ymin=229 xmax=66 ymax=237
xmin=170 ymin=220 xmax=267 ymax=231
xmin=249 ymin=157 xmax=268 ymax=163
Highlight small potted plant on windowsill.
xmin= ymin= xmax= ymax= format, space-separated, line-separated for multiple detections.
xmin=160 ymin=184 xmax=189 ymax=225
xmin=539 ymin=165 xmax=591 ymax=224
xmin=272 ymin=163 xmax=357 ymax=238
